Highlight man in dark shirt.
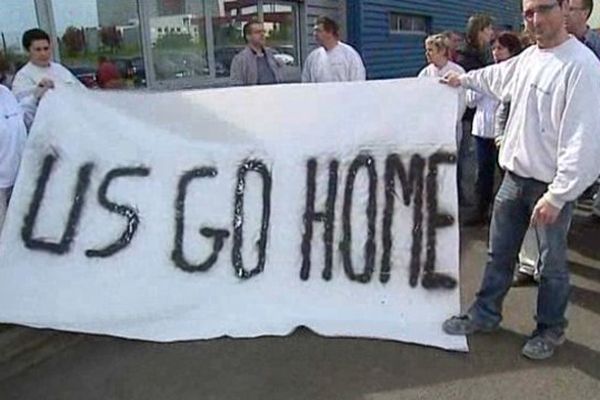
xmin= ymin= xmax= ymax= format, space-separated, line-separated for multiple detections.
xmin=566 ymin=0 xmax=600 ymax=58
xmin=230 ymin=21 xmax=283 ymax=86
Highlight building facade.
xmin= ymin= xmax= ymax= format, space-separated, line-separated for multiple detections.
xmin=347 ymin=0 xmax=523 ymax=78
xmin=1 ymin=0 xmax=522 ymax=90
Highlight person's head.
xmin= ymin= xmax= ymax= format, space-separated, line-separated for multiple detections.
xmin=520 ymin=26 xmax=536 ymax=48
xmin=466 ymin=14 xmax=495 ymax=49
xmin=522 ymin=0 xmax=570 ymax=48
xmin=313 ymin=16 xmax=339 ymax=47
xmin=444 ymin=31 xmax=464 ymax=50
xmin=22 ymin=28 xmax=52 ymax=67
xmin=243 ymin=21 xmax=266 ymax=48
xmin=425 ymin=34 xmax=451 ymax=67
xmin=565 ymin=0 xmax=594 ymax=37
xmin=492 ymin=32 xmax=524 ymax=62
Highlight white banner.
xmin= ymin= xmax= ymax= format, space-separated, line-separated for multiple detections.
xmin=0 ymin=79 xmax=466 ymax=351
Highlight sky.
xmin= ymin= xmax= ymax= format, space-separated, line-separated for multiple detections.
xmin=1 ymin=0 xmax=99 ymax=49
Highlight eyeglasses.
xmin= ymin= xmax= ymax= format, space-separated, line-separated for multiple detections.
xmin=569 ymin=6 xmax=588 ymax=12
xmin=522 ymin=2 xmax=559 ymax=21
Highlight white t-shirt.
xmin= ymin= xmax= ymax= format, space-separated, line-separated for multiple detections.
xmin=0 ymin=86 xmax=28 ymax=189
xmin=12 ymin=61 xmax=84 ymax=100
xmin=302 ymin=42 xmax=366 ymax=83
xmin=461 ymin=36 xmax=600 ymax=209
xmin=418 ymin=61 xmax=465 ymax=78
xmin=466 ymin=89 xmax=500 ymax=139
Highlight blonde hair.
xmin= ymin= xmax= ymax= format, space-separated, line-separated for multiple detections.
xmin=425 ymin=34 xmax=450 ymax=58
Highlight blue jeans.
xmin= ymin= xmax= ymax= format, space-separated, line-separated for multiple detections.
xmin=469 ymin=172 xmax=573 ymax=335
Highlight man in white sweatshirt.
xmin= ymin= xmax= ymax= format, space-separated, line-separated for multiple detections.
xmin=301 ymin=17 xmax=366 ymax=83
xmin=440 ymin=0 xmax=600 ymax=360
xmin=12 ymin=29 xmax=84 ymax=101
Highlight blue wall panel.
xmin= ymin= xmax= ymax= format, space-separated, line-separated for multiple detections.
xmin=347 ymin=0 xmax=523 ymax=79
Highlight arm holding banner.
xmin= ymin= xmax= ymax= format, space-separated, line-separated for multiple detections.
xmin=457 ymin=55 xmax=521 ymax=101
xmin=20 ymin=78 xmax=54 ymax=131
xmin=442 ymin=52 xmax=522 ymax=101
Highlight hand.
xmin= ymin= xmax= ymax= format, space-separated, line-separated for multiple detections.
xmin=494 ymin=136 xmax=504 ymax=149
xmin=440 ymin=71 xmax=462 ymax=88
xmin=531 ymin=197 xmax=561 ymax=226
xmin=34 ymin=78 xmax=54 ymax=100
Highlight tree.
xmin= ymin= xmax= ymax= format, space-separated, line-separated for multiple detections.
xmin=62 ymin=26 xmax=85 ymax=56
xmin=100 ymin=26 xmax=123 ymax=53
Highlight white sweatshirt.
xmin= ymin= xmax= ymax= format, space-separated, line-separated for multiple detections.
xmin=466 ymin=89 xmax=500 ymax=139
xmin=460 ymin=37 xmax=600 ymax=209
xmin=0 ymin=85 xmax=33 ymax=189
xmin=12 ymin=61 xmax=84 ymax=101
xmin=302 ymin=42 xmax=366 ymax=83
xmin=418 ymin=60 xmax=465 ymax=78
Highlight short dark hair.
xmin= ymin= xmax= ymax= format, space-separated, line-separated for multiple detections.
xmin=466 ymin=14 xmax=494 ymax=49
xmin=494 ymin=31 xmax=523 ymax=57
xmin=22 ymin=28 xmax=50 ymax=51
xmin=582 ymin=0 xmax=594 ymax=20
xmin=243 ymin=20 xmax=262 ymax=43
xmin=316 ymin=16 xmax=339 ymax=37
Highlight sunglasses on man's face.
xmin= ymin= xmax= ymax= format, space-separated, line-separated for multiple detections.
xmin=522 ymin=2 xmax=560 ymax=21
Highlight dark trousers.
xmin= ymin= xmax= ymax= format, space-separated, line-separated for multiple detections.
xmin=474 ymin=136 xmax=498 ymax=216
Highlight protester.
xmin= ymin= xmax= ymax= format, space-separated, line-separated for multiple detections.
xmin=566 ymin=0 xmax=600 ymax=58
xmin=418 ymin=34 xmax=466 ymax=77
xmin=456 ymin=14 xmax=495 ymax=72
xmin=441 ymin=0 xmax=600 ymax=360
xmin=96 ymin=56 xmax=124 ymax=89
xmin=301 ymin=17 xmax=366 ymax=83
xmin=455 ymin=14 xmax=495 ymax=222
xmin=230 ymin=21 xmax=284 ymax=86
xmin=0 ymin=79 xmax=52 ymax=229
xmin=11 ymin=29 xmax=84 ymax=101
xmin=442 ymin=31 xmax=464 ymax=62
xmin=566 ymin=0 xmax=600 ymax=224
xmin=466 ymin=32 xmax=522 ymax=225
xmin=514 ymin=0 xmax=600 ymax=284
xmin=418 ymin=33 xmax=466 ymax=147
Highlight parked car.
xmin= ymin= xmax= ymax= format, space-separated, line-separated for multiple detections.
xmin=112 ymin=57 xmax=146 ymax=87
xmin=273 ymin=52 xmax=295 ymax=66
xmin=67 ymin=65 xmax=98 ymax=89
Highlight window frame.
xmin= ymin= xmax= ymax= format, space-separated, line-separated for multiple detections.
xmin=388 ymin=12 xmax=431 ymax=36
xmin=31 ymin=0 xmax=304 ymax=90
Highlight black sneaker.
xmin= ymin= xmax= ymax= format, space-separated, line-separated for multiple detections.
xmin=512 ymin=271 xmax=538 ymax=287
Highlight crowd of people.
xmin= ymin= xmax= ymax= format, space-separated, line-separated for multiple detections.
xmin=0 ymin=0 xmax=599 ymax=361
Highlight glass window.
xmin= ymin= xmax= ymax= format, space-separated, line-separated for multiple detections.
xmin=263 ymin=2 xmax=299 ymax=82
xmin=212 ymin=1 xmax=258 ymax=78
xmin=212 ymin=1 xmax=299 ymax=80
xmin=263 ymin=3 xmax=298 ymax=66
xmin=389 ymin=13 xmax=430 ymax=35
xmin=150 ymin=0 xmax=209 ymax=82
xmin=0 ymin=0 xmax=39 ymax=88
xmin=51 ymin=0 xmax=146 ymax=89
